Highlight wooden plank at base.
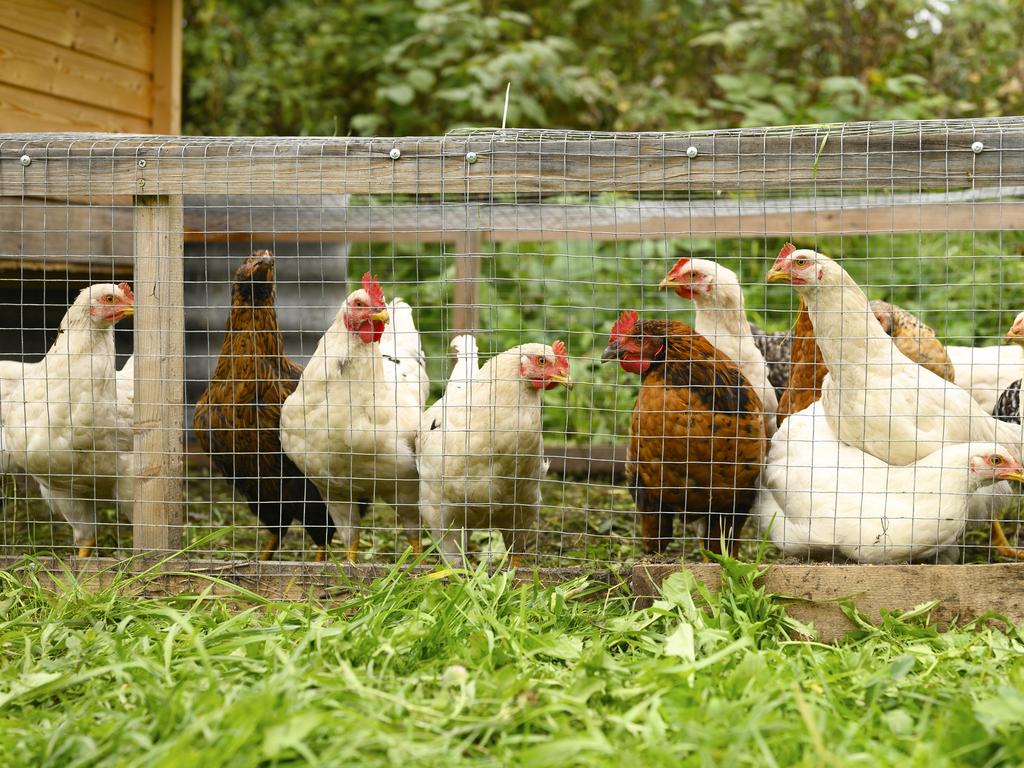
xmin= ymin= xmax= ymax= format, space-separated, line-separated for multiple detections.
xmin=0 ymin=556 xmax=624 ymax=601
xmin=631 ymin=563 xmax=1024 ymax=642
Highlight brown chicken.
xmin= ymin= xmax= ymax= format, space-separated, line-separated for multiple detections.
xmin=601 ymin=310 xmax=767 ymax=556
xmin=193 ymin=251 xmax=333 ymax=560
xmin=777 ymin=298 xmax=956 ymax=424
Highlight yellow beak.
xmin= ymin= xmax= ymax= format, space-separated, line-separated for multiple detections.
xmin=999 ymin=469 xmax=1024 ymax=483
xmin=657 ymin=276 xmax=679 ymax=290
xmin=766 ymin=267 xmax=790 ymax=284
xmin=549 ymin=373 xmax=574 ymax=390
xmin=119 ymin=305 xmax=134 ymax=317
xmin=370 ymin=309 xmax=390 ymax=323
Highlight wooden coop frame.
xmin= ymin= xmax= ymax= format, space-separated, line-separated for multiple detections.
xmin=2 ymin=120 xmax=1024 ymax=639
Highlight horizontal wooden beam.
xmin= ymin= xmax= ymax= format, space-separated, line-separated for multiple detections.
xmin=3 ymin=556 xmax=1022 ymax=642
xmin=2 ymin=122 xmax=1023 ymax=196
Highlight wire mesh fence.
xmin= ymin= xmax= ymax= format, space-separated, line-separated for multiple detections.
xmin=1 ymin=119 xmax=1023 ymax=572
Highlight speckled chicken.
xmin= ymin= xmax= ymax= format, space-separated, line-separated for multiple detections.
xmin=601 ymin=311 xmax=767 ymax=556
xmin=193 ymin=251 xmax=334 ymax=560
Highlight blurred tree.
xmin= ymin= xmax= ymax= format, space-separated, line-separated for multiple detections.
xmin=184 ymin=0 xmax=1024 ymax=135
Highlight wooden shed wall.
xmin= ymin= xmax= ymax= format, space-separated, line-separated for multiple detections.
xmin=0 ymin=0 xmax=181 ymax=133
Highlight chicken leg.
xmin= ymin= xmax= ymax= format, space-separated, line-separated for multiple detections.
xmin=991 ymin=520 xmax=1024 ymax=560
xmin=258 ymin=532 xmax=280 ymax=561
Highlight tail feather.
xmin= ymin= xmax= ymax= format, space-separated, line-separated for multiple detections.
xmin=379 ymin=297 xmax=429 ymax=408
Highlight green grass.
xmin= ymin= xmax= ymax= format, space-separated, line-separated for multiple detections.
xmin=3 ymin=557 xmax=1024 ymax=766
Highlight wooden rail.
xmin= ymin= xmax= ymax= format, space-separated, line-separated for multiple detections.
xmin=2 ymin=121 xmax=1023 ymax=196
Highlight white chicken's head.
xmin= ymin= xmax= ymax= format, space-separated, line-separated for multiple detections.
xmin=342 ymin=273 xmax=389 ymax=344
xmin=1005 ymin=311 xmax=1024 ymax=346
xmin=515 ymin=341 xmax=573 ymax=390
xmin=766 ymin=243 xmax=836 ymax=289
xmin=967 ymin=448 xmax=1024 ymax=484
xmin=659 ymin=257 xmax=741 ymax=307
xmin=74 ymin=282 xmax=134 ymax=327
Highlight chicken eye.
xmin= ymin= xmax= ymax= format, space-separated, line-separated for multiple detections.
xmin=536 ymin=356 xmax=547 ymax=365
xmin=103 ymin=295 xmax=115 ymax=303
xmin=990 ymin=455 xmax=1005 ymax=466
xmin=794 ymin=258 xmax=808 ymax=268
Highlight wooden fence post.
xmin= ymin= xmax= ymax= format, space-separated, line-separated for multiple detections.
xmin=133 ymin=195 xmax=185 ymax=554
xmin=451 ymin=228 xmax=482 ymax=336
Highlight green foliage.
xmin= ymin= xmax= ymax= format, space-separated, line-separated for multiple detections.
xmin=4 ymin=561 xmax=1024 ymax=765
xmin=185 ymin=0 xmax=1024 ymax=135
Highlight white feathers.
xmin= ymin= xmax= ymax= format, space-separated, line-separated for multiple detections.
xmin=0 ymin=283 xmax=135 ymax=551
xmin=946 ymin=343 xmax=1024 ymax=413
xmin=417 ymin=343 xmax=557 ymax=566
xmin=754 ymin=402 xmax=1014 ymax=563
xmin=280 ymin=292 xmax=428 ymax=558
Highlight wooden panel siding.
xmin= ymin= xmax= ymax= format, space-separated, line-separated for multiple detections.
xmin=0 ymin=0 xmax=180 ymax=134
xmin=0 ymin=28 xmax=151 ymax=118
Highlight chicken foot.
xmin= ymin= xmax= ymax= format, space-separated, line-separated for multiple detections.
xmin=258 ymin=533 xmax=280 ymax=561
xmin=991 ymin=520 xmax=1024 ymax=560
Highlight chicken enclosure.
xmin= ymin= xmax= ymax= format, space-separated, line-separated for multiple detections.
xmin=2 ymin=120 xmax=1024 ymax=631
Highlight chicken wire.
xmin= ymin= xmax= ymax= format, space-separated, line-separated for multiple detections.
xmin=0 ymin=120 xmax=1023 ymax=571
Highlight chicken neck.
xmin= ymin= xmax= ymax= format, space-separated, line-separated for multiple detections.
xmin=800 ymin=279 xmax=899 ymax=388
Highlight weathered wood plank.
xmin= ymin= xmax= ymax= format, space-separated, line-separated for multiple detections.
xmin=0 ymin=0 xmax=152 ymax=71
xmin=2 ymin=123 xmax=1022 ymax=196
xmin=0 ymin=28 xmax=152 ymax=119
xmin=151 ymin=0 xmax=181 ymax=134
xmin=132 ymin=195 xmax=184 ymax=553
xmin=80 ymin=0 xmax=154 ymax=28
xmin=0 ymin=83 xmax=150 ymax=133
xmin=0 ymin=196 xmax=134 ymax=258
xmin=450 ymin=229 xmax=482 ymax=335
xmin=0 ymin=556 xmax=623 ymax=601
xmin=631 ymin=563 xmax=1024 ymax=641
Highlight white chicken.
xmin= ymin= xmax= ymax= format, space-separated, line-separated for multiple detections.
xmin=0 ymin=283 xmax=135 ymax=556
xmin=947 ymin=336 xmax=1024 ymax=414
xmin=766 ymin=244 xmax=1024 ymax=465
xmin=417 ymin=341 xmax=572 ymax=566
xmin=754 ymin=401 xmax=1024 ymax=563
xmin=659 ymin=256 xmax=778 ymax=436
xmin=279 ymin=273 xmax=428 ymax=561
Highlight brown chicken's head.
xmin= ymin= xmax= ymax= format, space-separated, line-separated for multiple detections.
xmin=343 ymin=273 xmax=389 ymax=344
xmin=1005 ymin=311 xmax=1024 ymax=347
xmin=232 ymin=250 xmax=276 ymax=305
xmin=967 ymin=449 xmax=1024 ymax=484
xmin=766 ymin=243 xmax=832 ymax=288
xmin=518 ymin=340 xmax=573 ymax=390
xmin=601 ymin=309 xmax=665 ymax=375
xmin=81 ymin=282 xmax=134 ymax=326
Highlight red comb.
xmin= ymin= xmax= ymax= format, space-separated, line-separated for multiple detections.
xmin=778 ymin=242 xmax=797 ymax=260
xmin=666 ymin=256 xmax=690 ymax=277
xmin=361 ymin=272 xmax=386 ymax=307
xmin=552 ymin=339 xmax=568 ymax=369
xmin=118 ymin=282 xmax=135 ymax=303
xmin=610 ymin=309 xmax=639 ymax=342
